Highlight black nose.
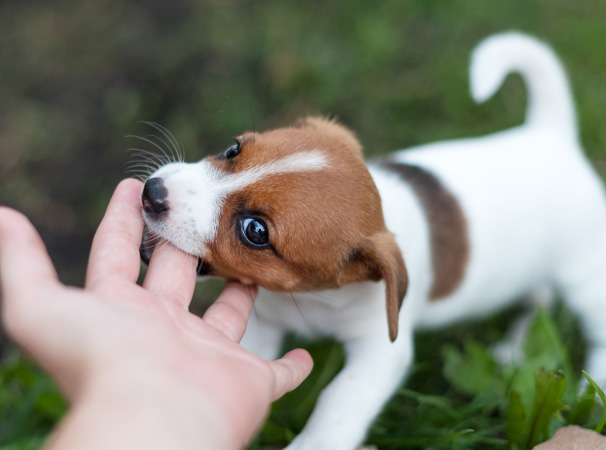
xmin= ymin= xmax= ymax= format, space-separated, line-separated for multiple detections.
xmin=142 ymin=177 xmax=169 ymax=215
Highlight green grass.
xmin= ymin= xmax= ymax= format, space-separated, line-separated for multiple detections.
xmin=2 ymin=0 xmax=606 ymax=448
xmin=0 ymin=353 xmax=67 ymax=449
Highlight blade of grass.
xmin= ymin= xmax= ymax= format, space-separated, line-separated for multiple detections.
xmin=582 ymin=370 xmax=606 ymax=433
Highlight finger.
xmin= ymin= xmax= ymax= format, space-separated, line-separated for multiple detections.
xmin=202 ymin=282 xmax=258 ymax=342
xmin=0 ymin=207 xmax=60 ymax=328
xmin=86 ymin=179 xmax=144 ymax=288
xmin=142 ymin=240 xmax=197 ymax=308
xmin=267 ymin=348 xmax=314 ymax=400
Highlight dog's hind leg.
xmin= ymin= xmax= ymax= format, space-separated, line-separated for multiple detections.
xmin=492 ymin=285 xmax=555 ymax=365
xmin=556 ymin=232 xmax=606 ymax=387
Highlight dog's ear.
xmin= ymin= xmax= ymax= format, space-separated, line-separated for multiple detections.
xmin=293 ymin=116 xmax=363 ymax=158
xmin=339 ymin=232 xmax=408 ymax=342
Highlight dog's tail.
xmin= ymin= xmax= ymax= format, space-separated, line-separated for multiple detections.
xmin=470 ymin=32 xmax=577 ymax=141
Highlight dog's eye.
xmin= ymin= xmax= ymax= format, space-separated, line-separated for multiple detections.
xmin=222 ymin=139 xmax=241 ymax=159
xmin=239 ymin=217 xmax=269 ymax=248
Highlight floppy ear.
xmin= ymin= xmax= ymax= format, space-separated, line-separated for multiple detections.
xmin=339 ymin=232 xmax=408 ymax=342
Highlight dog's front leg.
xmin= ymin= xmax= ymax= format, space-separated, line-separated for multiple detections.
xmin=285 ymin=330 xmax=414 ymax=450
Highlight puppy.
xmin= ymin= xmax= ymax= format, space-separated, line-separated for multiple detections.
xmin=140 ymin=32 xmax=606 ymax=450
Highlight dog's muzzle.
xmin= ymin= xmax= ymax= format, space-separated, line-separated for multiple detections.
xmin=139 ymin=177 xmax=212 ymax=276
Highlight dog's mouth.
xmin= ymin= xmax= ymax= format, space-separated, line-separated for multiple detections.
xmin=139 ymin=227 xmax=212 ymax=276
xmin=139 ymin=226 xmax=161 ymax=265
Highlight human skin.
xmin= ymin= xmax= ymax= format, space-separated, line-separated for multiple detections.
xmin=0 ymin=178 xmax=313 ymax=450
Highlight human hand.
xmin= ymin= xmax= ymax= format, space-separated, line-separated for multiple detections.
xmin=0 ymin=179 xmax=313 ymax=450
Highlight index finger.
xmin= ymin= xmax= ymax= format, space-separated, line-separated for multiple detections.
xmin=86 ymin=179 xmax=145 ymax=288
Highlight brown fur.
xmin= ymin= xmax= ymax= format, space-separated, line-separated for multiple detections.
xmin=203 ymin=118 xmax=407 ymax=340
xmin=382 ymin=162 xmax=469 ymax=300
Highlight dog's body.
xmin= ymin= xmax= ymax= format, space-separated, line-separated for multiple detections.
xmin=141 ymin=33 xmax=606 ymax=449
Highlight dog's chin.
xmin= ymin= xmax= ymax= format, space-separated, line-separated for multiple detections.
xmin=139 ymin=227 xmax=212 ymax=276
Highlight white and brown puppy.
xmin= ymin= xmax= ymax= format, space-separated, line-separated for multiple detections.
xmin=140 ymin=32 xmax=606 ymax=450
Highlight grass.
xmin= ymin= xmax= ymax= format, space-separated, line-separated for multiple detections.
xmin=0 ymin=354 xmax=67 ymax=449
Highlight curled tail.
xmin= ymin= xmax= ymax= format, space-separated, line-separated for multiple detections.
xmin=470 ymin=32 xmax=577 ymax=141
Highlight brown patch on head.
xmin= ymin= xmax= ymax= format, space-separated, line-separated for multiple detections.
xmin=208 ymin=117 xmax=363 ymax=175
xmin=382 ymin=162 xmax=469 ymax=300
xmin=201 ymin=117 xmax=407 ymax=340
xmin=293 ymin=116 xmax=363 ymax=158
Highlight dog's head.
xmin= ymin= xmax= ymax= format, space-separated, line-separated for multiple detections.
xmin=140 ymin=117 xmax=407 ymax=340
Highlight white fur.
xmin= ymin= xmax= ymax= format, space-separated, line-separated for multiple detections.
xmin=240 ymin=32 xmax=606 ymax=450
xmin=470 ymin=32 xmax=577 ymax=139
xmin=145 ymin=150 xmax=329 ymax=254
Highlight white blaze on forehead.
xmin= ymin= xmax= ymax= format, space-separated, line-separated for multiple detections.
xmin=227 ymin=150 xmax=329 ymax=190
xmin=190 ymin=149 xmax=330 ymax=246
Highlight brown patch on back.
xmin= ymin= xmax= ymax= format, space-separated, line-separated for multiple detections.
xmin=382 ymin=162 xmax=469 ymax=300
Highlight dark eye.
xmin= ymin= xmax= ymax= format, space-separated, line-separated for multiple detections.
xmin=222 ymin=138 xmax=241 ymax=159
xmin=239 ymin=217 xmax=269 ymax=248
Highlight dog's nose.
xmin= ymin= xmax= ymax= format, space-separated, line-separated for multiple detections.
xmin=142 ymin=177 xmax=169 ymax=215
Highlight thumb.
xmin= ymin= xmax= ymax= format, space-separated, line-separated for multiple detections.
xmin=267 ymin=348 xmax=313 ymax=401
xmin=0 ymin=207 xmax=60 ymax=340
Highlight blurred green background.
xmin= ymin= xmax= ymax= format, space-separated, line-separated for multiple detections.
xmin=1 ymin=0 xmax=606 ymax=448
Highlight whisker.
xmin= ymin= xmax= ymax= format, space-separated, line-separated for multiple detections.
xmin=124 ymin=168 xmax=154 ymax=182
xmin=290 ymin=292 xmax=312 ymax=332
xmin=152 ymin=239 xmax=170 ymax=255
xmin=147 ymin=133 xmax=179 ymax=164
xmin=124 ymin=158 xmax=162 ymax=170
xmin=124 ymin=122 xmax=186 ymax=183
xmin=127 ymin=147 xmax=171 ymax=165
xmin=252 ymin=301 xmax=259 ymax=324
xmin=140 ymin=236 xmax=161 ymax=246
xmin=248 ymin=101 xmax=257 ymax=133
xmin=124 ymin=165 xmax=157 ymax=181
xmin=303 ymin=289 xmax=334 ymax=302
xmin=124 ymin=168 xmax=152 ymax=176
xmin=243 ymin=283 xmax=256 ymax=307
xmin=127 ymin=135 xmax=173 ymax=165
xmin=144 ymin=122 xmax=185 ymax=163
xmin=125 ymin=159 xmax=162 ymax=171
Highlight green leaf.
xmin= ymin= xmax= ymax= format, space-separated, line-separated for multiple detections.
xmin=525 ymin=370 xmax=567 ymax=448
xmin=509 ymin=309 xmax=574 ymax=412
xmin=524 ymin=310 xmax=563 ymax=363
xmin=396 ymin=388 xmax=461 ymax=420
xmin=442 ymin=340 xmax=501 ymax=397
xmin=523 ymin=309 xmax=573 ymax=384
xmin=506 ymin=390 xmax=527 ymax=448
xmin=566 ymin=382 xmax=596 ymax=426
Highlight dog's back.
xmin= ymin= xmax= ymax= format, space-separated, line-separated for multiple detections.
xmin=371 ymin=33 xmax=606 ymax=329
